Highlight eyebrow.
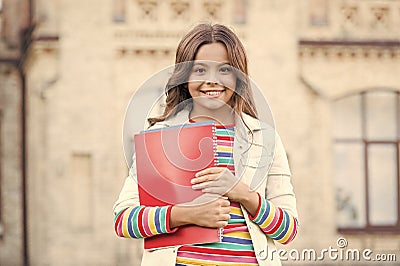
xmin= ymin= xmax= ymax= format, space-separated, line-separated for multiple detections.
xmin=192 ymin=61 xmax=231 ymax=66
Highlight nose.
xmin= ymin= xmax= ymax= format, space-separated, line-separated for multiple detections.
xmin=205 ymin=71 xmax=219 ymax=85
xmin=205 ymin=80 xmax=218 ymax=86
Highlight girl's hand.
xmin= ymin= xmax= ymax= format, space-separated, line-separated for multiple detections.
xmin=191 ymin=167 xmax=250 ymax=203
xmin=170 ymin=194 xmax=231 ymax=228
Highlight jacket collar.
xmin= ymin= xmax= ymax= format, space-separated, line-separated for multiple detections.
xmin=158 ymin=103 xmax=264 ymax=132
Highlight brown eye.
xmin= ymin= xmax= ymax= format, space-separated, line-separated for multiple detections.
xmin=219 ymin=66 xmax=232 ymax=73
xmin=193 ymin=67 xmax=206 ymax=74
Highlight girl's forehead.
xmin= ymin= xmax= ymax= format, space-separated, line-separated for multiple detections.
xmin=195 ymin=42 xmax=229 ymax=62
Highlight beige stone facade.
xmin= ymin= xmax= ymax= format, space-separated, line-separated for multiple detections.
xmin=1 ymin=0 xmax=399 ymax=265
xmin=0 ymin=0 xmax=29 ymax=265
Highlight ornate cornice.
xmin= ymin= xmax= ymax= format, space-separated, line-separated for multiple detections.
xmin=299 ymin=39 xmax=400 ymax=60
xmin=112 ymin=0 xmax=246 ymax=57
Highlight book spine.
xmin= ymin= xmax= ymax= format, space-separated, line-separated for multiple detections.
xmin=212 ymin=124 xmax=218 ymax=167
xmin=212 ymin=124 xmax=223 ymax=242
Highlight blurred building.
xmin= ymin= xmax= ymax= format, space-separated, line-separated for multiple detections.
xmin=0 ymin=0 xmax=30 ymax=265
xmin=0 ymin=0 xmax=399 ymax=265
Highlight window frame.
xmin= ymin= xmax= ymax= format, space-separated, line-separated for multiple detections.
xmin=334 ymin=89 xmax=400 ymax=233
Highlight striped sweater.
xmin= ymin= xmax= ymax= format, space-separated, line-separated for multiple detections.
xmin=176 ymin=124 xmax=258 ymax=265
xmin=114 ymin=123 xmax=298 ymax=265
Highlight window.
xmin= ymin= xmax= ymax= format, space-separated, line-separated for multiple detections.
xmin=333 ymin=90 xmax=400 ymax=232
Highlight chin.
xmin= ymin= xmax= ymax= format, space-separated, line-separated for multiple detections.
xmin=194 ymin=97 xmax=231 ymax=111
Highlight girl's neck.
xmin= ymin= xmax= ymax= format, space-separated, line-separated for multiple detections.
xmin=189 ymin=105 xmax=235 ymax=125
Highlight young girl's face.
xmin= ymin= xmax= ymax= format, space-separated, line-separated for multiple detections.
xmin=188 ymin=42 xmax=236 ymax=111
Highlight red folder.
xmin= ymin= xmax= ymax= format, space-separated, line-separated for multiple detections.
xmin=134 ymin=121 xmax=221 ymax=249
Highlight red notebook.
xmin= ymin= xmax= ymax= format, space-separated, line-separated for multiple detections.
xmin=134 ymin=121 xmax=221 ymax=249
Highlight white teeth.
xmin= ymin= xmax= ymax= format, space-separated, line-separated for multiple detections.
xmin=204 ymin=91 xmax=222 ymax=96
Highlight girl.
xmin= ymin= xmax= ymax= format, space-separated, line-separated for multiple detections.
xmin=113 ymin=23 xmax=298 ymax=266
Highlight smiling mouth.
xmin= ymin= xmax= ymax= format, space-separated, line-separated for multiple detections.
xmin=200 ymin=90 xmax=225 ymax=96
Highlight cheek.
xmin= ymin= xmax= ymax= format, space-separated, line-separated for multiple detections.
xmin=188 ymin=81 xmax=201 ymax=97
xmin=220 ymin=75 xmax=236 ymax=91
xmin=224 ymin=79 xmax=236 ymax=102
xmin=225 ymin=90 xmax=234 ymax=102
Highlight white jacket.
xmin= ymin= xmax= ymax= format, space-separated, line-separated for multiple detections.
xmin=113 ymin=107 xmax=298 ymax=265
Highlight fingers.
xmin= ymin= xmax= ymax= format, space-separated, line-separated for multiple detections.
xmin=201 ymin=187 xmax=222 ymax=194
xmin=220 ymin=199 xmax=231 ymax=207
xmin=215 ymin=204 xmax=230 ymax=228
xmin=217 ymin=221 xmax=229 ymax=228
xmin=220 ymin=214 xmax=231 ymax=220
xmin=190 ymin=197 xmax=231 ymax=228
xmin=192 ymin=180 xmax=225 ymax=191
xmin=191 ymin=173 xmax=220 ymax=185
xmin=216 ymin=216 xmax=230 ymax=227
xmin=191 ymin=180 xmax=213 ymax=190
xmin=218 ymin=217 xmax=230 ymax=226
xmin=183 ymin=193 xmax=228 ymax=207
xmin=178 ymin=193 xmax=214 ymax=206
xmin=195 ymin=167 xmax=224 ymax=177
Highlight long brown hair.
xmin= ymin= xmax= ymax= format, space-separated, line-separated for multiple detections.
xmin=148 ymin=23 xmax=258 ymax=126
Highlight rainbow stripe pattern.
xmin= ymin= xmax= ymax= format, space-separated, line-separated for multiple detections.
xmin=114 ymin=205 xmax=176 ymax=238
xmin=176 ymin=124 xmax=258 ymax=265
xmin=249 ymin=194 xmax=298 ymax=244
xmin=114 ymin=122 xmax=298 ymax=265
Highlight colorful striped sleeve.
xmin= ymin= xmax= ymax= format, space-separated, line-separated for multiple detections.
xmin=114 ymin=205 xmax=178 ymax=238
xmin=248 ymin=193 xmax=298 ymax=244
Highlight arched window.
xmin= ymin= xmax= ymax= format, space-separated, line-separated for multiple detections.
xmin=333 ymin=89 xmax=400 ymax=232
